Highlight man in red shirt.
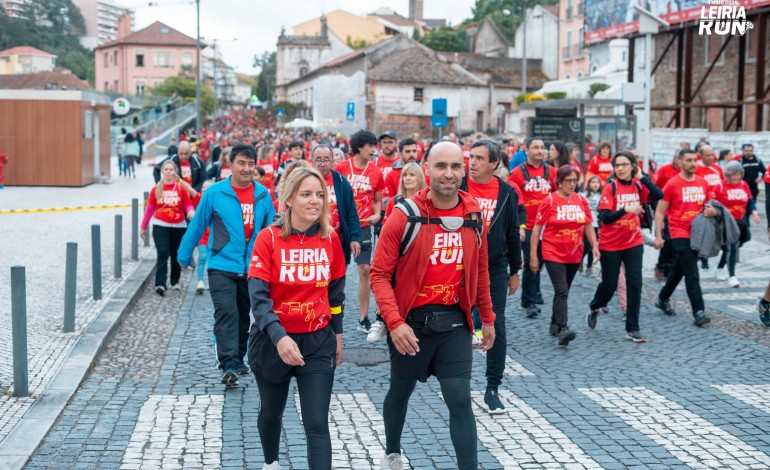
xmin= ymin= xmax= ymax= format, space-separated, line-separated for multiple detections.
xmin=695 ymin=145 xmax=725 ymax=271
xmin=370 ymin=141 xmax=495 ymax=469
xmin=375 ymin=131 xmax=400 ymax=197
xmin=652 ymin=154 xmax=682 ymax=280
xmin=654 ymin=148 xmax=717 ymax=327
xmin=507 ymin=138 xmax=555 ymax=318
xmin=383 ymin=138 xmax=421 ymax=197
xmin=334 ymin=130 xmax=383 ymax=334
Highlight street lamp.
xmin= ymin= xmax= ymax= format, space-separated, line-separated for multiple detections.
xmin=195 ymin=0 xmax=201 ymax=138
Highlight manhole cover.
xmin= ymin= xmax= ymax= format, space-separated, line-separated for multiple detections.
xmin=344 ymin=347 xmax=388 ymax=365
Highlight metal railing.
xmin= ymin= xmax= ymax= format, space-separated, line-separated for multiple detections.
xmin=111 ymin=102 xmax=197 ymax=156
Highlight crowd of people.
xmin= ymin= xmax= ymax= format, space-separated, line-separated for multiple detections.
xmin=136 ymin=108 xmax=770 ymax=470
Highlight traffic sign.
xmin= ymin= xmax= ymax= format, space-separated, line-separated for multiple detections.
xmin=346 ymin=102 xmax=355 ymax=121
xmin=432 ymin=98 xmax=447 ymax=128
xmin=276 ymin=107 xmax=285 ymax=119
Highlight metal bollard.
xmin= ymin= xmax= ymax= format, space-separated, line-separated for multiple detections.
xmin=11 ymin=265 xmax=29 ymax=397
xmin=64 ymin=242 xmax=77 ymax=333
xmin=131 ymin=198 xmax=139 ymax=260
xmin=92 ymin=224 xmax=102 ymax=300
xmin=143 ymin=191 xmax=150 ymax=247
xmin=115 ymin=214 xmax=122 ymax=279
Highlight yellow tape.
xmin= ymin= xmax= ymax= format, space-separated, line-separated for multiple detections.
xmin=330 ymin=306 xmax=342 ymax=315
xmin=0 ymin=204 xmax=132 ymax=214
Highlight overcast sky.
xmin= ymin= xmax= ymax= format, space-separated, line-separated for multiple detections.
xmin=119 ymin=0 xmax=476 ymax=74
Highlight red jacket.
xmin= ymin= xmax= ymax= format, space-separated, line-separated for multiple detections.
xmin=370 ymin=188 xmax=495 ymax=332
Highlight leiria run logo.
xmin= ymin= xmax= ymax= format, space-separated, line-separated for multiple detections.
xmin=699 ymin=0 xmax=753 ymax=35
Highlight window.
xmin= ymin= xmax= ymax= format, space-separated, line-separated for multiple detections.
xmin=566 ymin=31 xmax=573 ymax=59
xmin=299 ymin=66 xmax=309 ymax=77
xmin=153 ymin=51 xmax=175 ymax=68
xmin=135 ymin=51 xmax=144 ymax=67
xmin=578 ymin=27 xmax=584 ymax=51
xmin=104 ymin=53 xmax=108 ymax=67
xmin=414 ymin=87 xmax=424 ymax=102
xmin=182 ymin=52 xmax=193 ymax=66
xmin=136 ymin=80 xmax=146 ymax=96
xmin=566 ymin=0 xmax=573 ymax=20
xmin=566 ymin=73 xmax=571 ymax=79
xmin=113 ymin=50 xmax=118 ymax=66
xmin=747 ymin=30 xmax=757 ymax=61
xmin=104 ymin=81 xmax=109 ymax=91
xmin=114 ymin=80 xmax=119 ymax=91
xmin=578 ymin=70 xmax=584 ymax=78
xmin=704 ymin=34 xmax=725 ymax=66
xmin=298 ymin=59 xmax=309 ymax=77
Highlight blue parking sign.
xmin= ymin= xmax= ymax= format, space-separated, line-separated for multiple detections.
xmin=432 ymin=99 xmax=447 ymax=127
xmin=276 ymin=107 xmax=285 ymax=119
xmin=346 ymin=102 xmax=355 ymax=121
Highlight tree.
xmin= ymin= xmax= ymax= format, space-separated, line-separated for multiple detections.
xmin=346 ymin=36 xmax=369 ymax=50
xmin=470 ymin=0 xmax=557 ymax=44
xmin=252 ymin=51 xmax=276 ymax=103
xmin=419 ymin=26 xmax=466 ymax=52
xmin=19 ymin=0 xmax=85 ymax=36
xmin=151 ymin=76 xmax=214 ymax=116
xmin=587 ymin=83 xmax=611 ymax=98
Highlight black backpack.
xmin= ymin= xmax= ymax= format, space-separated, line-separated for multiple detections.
xmin=518 ymin=162 xmax=549 ymax=182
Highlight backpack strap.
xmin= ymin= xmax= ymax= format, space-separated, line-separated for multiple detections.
xmin=394 ymin=196 xmax=484 ymax=256
xmin=518 ymin=163 xmax=530 ymax=181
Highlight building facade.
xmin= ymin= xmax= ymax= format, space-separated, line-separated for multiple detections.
xmin=559 ymin=0 xmax=588 ymax=80
xmin=72 ymin=0 xmax=136 ymax=50
xmin=0 ymin=47 xmax=56 ymax=74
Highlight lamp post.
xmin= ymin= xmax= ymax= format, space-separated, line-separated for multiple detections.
xmin=195 ymin=0 xmax=201 ymax=137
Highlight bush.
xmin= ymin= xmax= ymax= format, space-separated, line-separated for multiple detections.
xmin=588 ymin=83 xmax=611 ymax=98
xmin=545 ymin=91 xmax=567 ymax=100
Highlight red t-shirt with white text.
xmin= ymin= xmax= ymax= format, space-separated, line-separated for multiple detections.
xmin=655 ymin=163 xmax=679 ymax=190
xmin=334 ymin=159 xmax=384 ymax=227
xmin=695 ymin=164 xmax=724 ymax=199
xmin=587 ymin=156 xmax=614 ymax=185
xmin=179 ymin=161 xmax=192 ymax=185
xmin=375 ymin=155 xmax=399 ymax=197
xmin=662 ymin=175 xmax=708 ymax=239
xmin=260 ymin=158 xmax=278 ymax=190
xmin=507 ymin=163 xmax=556 ymax=230
xmin=535 ymin=192 xmax=592 ymax=264
xmin=233 ymin=183 xmax=255 ymax=241
xmin=467 ymin=178 xmax=499 ymax=228
xmin=324 ymin=172 xmax=341 ymax=235
xmin=146 ymin=183 xmax=192 ymax=226
xmin=598 ymin=180 xmax=650 ymax=251
xmin=718 ymin=180 xmax=751 ymax=220
xmin=248 ymin=227 xmax=346 ymax=333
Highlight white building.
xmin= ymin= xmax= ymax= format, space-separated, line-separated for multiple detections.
xmin=71 ymin=0 xmax=135 ymax=49
xmin=509 ymin=5 xmax=560 ymax=80
xmin=0 ymin=46 xmax=56 ymax=74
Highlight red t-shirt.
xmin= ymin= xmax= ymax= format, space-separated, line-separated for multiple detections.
xmin=384 ymin=167 xmax=401 ymax=199
xmin=719 ymin=180 xmax=752 ymax=220
xmin=412 ymin=203 xmax=466 ymax=308
xmin=334 ymin=159 xmax=384 ymax=227
xmin=375 ymin=155 xmax=399 ymax=197
xmin=695 ymin=164 xmax=724 ymax=199
xmin=467 ymin=178 xmax=499 ymax=228
xmin=662 ymin=175 xmax=709 ymax=239
xmin=220 ymin=166 xmax=232 ymax=180
xmin=764 ymin=166 xmax=770 ymax=184
xmin=507 ymin=163 xmax=556 ymax=230
xmin=324 ymin=172 xmax=341 ymax=234
xmin=248 ymin=227 xmax=346 ymax=334
xmin=535 ymin=192 xmax=592 ymax=264
xmin=233 ymin=182 xmax=255 ymax=241
xmin=598 ymin=180 xmax=650 ymax=251
xmin=179 ymin=161 xmax=192 ymax=185
xmin=191 ymin=193 xmax=210 ymax=245
xmin=259 ymin=158 xmax=278 ymax=190
xmin=144 ymin=183 xmax=192 ymax=228
xmin=655 ymin=163 xmax=679 ymax=190
xmin=587 ymin=156 xmax=614 ymax=185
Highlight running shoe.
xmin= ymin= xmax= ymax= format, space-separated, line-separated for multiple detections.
xmin=380 ymin=452 xmax=403 ymax=470
xmin=558 ymin=326 xmax=576 ymax=346
xmin=727 ymin=276 xmax=740 ymax=288
xmin=625 ymin=331 xmax=647 ymax=343
xmin=262 ymin=461 xmax=280 ymax=469
xmin=549 ymin=323 xmax=558 ymax=337
xmin=757 ymin=299 xmax=770 ymax=327
xmin=155 ymin=285 xmax=166 ymax=296
xmin=484 ymin=388 xmax=505 ymax=414
xmin=172 ymin=283 xmax=181 ymax=290
xmin=655 ymin=298 xmax=676 ymax=316
xmin=693 ymin=310 xmax=711 ymax=327
xmin=221 ymin=368 xmax=238 ymax=386
xmin=367 ymin=320 xmax=388 ymax=343
xmin=535 ymin=293 xmax=544 ymax=305
xmin=654 ymin=267 xmax=666 ymax=281
xmin=715 ymin=268 xmax=728 ymax=281
xmin=196 ymin=280 xmax=205 ymax=294
xmin=357 ymin=317 xmax=372 ymax=333
xmin=585 ymin=267 xmax=593 ymax=277
xmin=471 ymin=330 xmax=482 ymax=348
xmin=237 ymin=363 xmax=250 ymax=375
xmin=586 ymin=309 xmax=600 ymax=329
xmin=600 ymin=306 xmax=609 ymax=314
xmin=526 ymin=305 xmax=539 ymax=318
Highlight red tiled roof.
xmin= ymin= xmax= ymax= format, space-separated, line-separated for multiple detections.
xmin=0 ymin=70 xmax=90 ymax=90
xmin=97 ymin=21 xmax=198 ymax=49
xmin=0 ymin=46 xmax=56 ymax=57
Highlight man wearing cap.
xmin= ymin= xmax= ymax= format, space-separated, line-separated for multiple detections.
xmin=375 ymin=130 xmax=400 ymax=199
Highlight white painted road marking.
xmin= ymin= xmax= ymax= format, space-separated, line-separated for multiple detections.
xmin=580 ymin=386 xmax=770 ymax=468
xmin=475 ymin=350 xmax=535 ymax=377
xmin=122 ymin=394 xmax=223 ymax=469
xmin=713 ymin=384 xmax=770 ymax=414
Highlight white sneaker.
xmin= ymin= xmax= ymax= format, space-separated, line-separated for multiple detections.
xmin=380 ymin=452 xmax=403 ymax=470
xmin=196 ymin=280 xmax=205 ymax=294
xmin=172 ymin=283 xmax=181 ymax=290
xmin=367 ymin=320 xmax=388 ymax=343
xmin=471 ymin=330 xmax=482 ymax=348
xmin=715 ymin=268 xmax=728 ymax=281
xmin=727 ymin=276 xmax=740 ymax=288
xmin=263 ymin=462 xmax=280 ymax=470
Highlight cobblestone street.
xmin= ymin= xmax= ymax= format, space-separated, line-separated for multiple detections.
xmin=22 ymin=227 xmax=770 ymax=469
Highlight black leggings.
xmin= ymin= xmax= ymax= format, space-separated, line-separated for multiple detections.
xmin=544 ymin=261 xmax=580 ymax=329
xmin=718 ymin=242 xmax=738 ymax=276
xmin=255 ymin=371 xmax=334 ymax=469
xmin=383 ymin=376 xmax=477 ymax=469
xmin=590 ymin=245 xmax=644 ymax=332
xmin=152 ymin=225 xmax=185 ymax=287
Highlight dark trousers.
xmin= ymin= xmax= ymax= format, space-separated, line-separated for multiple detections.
xmin=659 ymin=238 xmax=705 ymax=314
xmin=717 ymin=242 xmax=738 ymax=276
xmin=152 ymin=225 xmax=185 ymax=287
xmin=544 ymin=262 xmax=580 ymax=329
xmin=590 ymin=245 xmax=644 ymax=332
xmin=486 ymin=262 xmax=509 ymax=388
xmin=584 ymin=226 xmax=599 ymax=267
xmin=655 ymin=218 xmax=674 ymax=276
xmin=208 ymin=270 xmax=250 ymax=371
xmin=521 ymin=229 xmax=542 ymax=308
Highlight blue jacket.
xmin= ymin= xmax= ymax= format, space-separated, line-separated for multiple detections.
xmin=330 ymin=170 xmax=362 ymax=264
xmin=178 ymin=177 xmax=275 ymax=274
xmin=509 ymin=149 xmax=527 ymax=170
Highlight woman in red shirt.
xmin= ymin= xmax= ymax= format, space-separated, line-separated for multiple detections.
xmin=141 ymin=160 xmax=195 ymax=295
xmin=586 ymin=151 xmax=663 ymax=343
xmin=247 ymin=166 xmax=346 ymax=470
xmin=383 ymin=162 xmax=427 ymax=221
xmin=716 ymin=161 xmax=761 ymax=287
xmin=530 ymin=165 xmax=599 ymax=345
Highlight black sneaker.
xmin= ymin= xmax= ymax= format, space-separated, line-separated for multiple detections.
xmin=237 ymin=363 xmax=250 ymax=375
xmin=549 ymin=323 xmax=558 ymax=337
xmin=558 ymin=326 xmax=576 ymax=346
xmin=693 ymin=310 xmax=711 ymax=327
xmin=758 ymin=299 xmax=770 ymax=327
xmin=535 ymin=293 xmax=544 ymax=305
xmin=221 ymin=369 xmax=238 ymax=386
xmin=484 ymin=388 xmax=505 ymax=415
xmin=655 ymin=298 xmax=676 ymax=316
xmin=357 ymin=317 xmax=372 ymax=333
xmin=586 ymin=309 xmax=599 ymax=329
xmin=526 ymin=305 xmax=539 ymax=318
xmin=155 ymin=285 xmax=166 ymax=296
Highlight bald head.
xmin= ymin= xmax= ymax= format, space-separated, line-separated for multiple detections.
xmin=699 ymin=144 xmax=716 ymax=166
xmin=427 ymin=141 xmax=464 ymax=205
xmin=177 ymin=141 xmax=191 ymax=162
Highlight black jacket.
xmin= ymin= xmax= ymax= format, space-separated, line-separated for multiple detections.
xmin=153 ymin=154 xmax=206 ymax=191
xmin=330 ymin=170 xmax=362 ymax=265
xmin=461 ymin=176 xmax=522 ymax=275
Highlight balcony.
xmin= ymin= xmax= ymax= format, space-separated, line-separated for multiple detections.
xmin=562 ymin=45 xmax=585 ymax=61
xmin=562 ymin=45 xmax=572 ymax=60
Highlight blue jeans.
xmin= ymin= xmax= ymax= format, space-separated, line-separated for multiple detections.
xmin=197 ymin=244 xmax=209 ymax=281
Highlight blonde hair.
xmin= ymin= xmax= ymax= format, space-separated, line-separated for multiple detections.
xmin=278 ymin=166 xmax=331 ymax=240
xmin=219 ymin=146 xmax=233 ymax=169
xmin=276 ymin=160 xmax=309 ymax=199
xmin=155 ymin=160 xmax=178 ymax=199
xmin=258 ymin=145 xmax=273 ymax=162
xmin=398 ymin=162 xmax=426 ymax=197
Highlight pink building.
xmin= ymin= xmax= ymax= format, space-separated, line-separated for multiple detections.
xmin=94 ymin=19 xmax=200 ymax=95
xmin=558 ymin=0 xmax=588 ymax=80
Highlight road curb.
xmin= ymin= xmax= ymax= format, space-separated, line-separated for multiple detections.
xmin=0 ymin=258 xmax=155 ymax=470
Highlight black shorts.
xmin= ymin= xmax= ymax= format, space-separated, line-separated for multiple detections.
xmin=247 ymin=325 xmax=336 ymax=385
xmin=355 ymin=225 xmax=374 ymax=265
xmin=387 ymin=309 xmax=472 ymax=383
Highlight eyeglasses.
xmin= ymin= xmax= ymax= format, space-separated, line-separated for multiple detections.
xmin=563 ymin=178 xmax=579 ymax=184
xmin=614 ymin=162 xmax=632 ymax=168
xmin=313 ymin=158 xmax=332 ymax=164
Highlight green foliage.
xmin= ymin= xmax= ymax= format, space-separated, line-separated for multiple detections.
xmin=252 ymin=51 xmax=276 ymax=103
xmin=469 ymin=0 xmax=558 ymax=44
xmin=587 ymin=83 xmax=611 ymax=98
xmin=545 ymin=91 xmax=567 ymax=100
xmin=412 ymin=28 xmax=421 ymax=41
xmin=419 ymin=26 xmax=466 ymax=52
xmin=345 ymin=36 xmax=369 ymax=50
xmin=0 ymin=5 xmax=94 ymax=84
xmin=150 ymin=76 xmax=213 ymax=116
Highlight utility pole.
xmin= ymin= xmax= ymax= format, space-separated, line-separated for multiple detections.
xmin=195 ymin=0 xmax=201 ymax=137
